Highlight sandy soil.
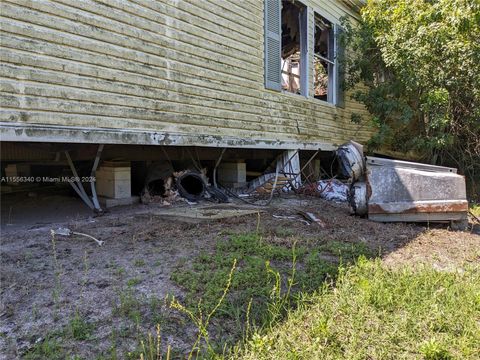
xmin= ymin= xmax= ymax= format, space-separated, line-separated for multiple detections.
xmin=0 ymin=194 xmax=478 ymax=359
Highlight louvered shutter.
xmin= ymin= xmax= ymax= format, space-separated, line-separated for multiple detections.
xmin=334 ymin=24 xmax=345 ymax=108
xmin=264 ymin=0 xmax=282 ymax=91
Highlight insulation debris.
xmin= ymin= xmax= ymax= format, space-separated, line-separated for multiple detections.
xmin=317 ymin=179 xmax=349 ymax=202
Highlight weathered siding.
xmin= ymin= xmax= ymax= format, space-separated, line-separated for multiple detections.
xmin=0 ymin=0 xmax=373 ymax=148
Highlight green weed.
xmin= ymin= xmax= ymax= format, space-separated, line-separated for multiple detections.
xmin=67 ymin=311 xmax=94 ymax=341
xmin=134 ymin=259 xmax=146 ymax=267
xmin=127 ymin=277 xmax=142 ymax=287
xmin=114 ymin=287 xmax=142 ymax=323
xmin=23 ymin=336 xmax=63 ymax=360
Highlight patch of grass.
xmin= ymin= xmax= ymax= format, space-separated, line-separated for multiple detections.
xmin=114 ymin=287 xmax=142 ymax=323
xmin=172 ymin=233 xmax=298 ymax=312
xmin=170 ymin=233 xmax=373 ymax=350
xmin=297 ymin=251 xmax=339 ymax=291
xmin=317 ymin=240 xmax=374 ymax=261
xmin=153 ymin=260 xmax=162 ymax=267
xmin=237 ymin=259 xmax=480 ymax=360
xmin=272 ymin=227 xmax=296 ymax=238
xmin=67 ymin=311 xmax=94 ymax=341
xmin=23 ymin=336 xmax=63 ymax=360
xmin=126 ymin=277 xmax=141 ymax=287
xmin=420 ymin=339 xmax=454 ymax=360
xmin=133 ymin=259 xmax=146 ymax=267
xmin=149 ymin=296 xmax=166 ymax=326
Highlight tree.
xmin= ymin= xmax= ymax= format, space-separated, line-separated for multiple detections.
xmin=343 ymin=0 xmax=480 ymax=198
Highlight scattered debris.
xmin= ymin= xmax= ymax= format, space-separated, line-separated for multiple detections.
xmin=469 ymin=210 xmax=480 ymax=224
xmin=298 ymin=211 xmax=326 ymax=228
xmin=141 ymin=164 xmax=228 ymax=205
xmin=141 ymin=161 xmax=176 ymax=204
xmin=148 ymin=204 xmax=261 ymax=223
xmin=272 ymin=214 xmax=310 ymax=225
xmin=51 ymin=227 xmax=104 ymax=246
xmin=317 ymin=179 xmax=349 ymax=202
xmin=249 ymin=173 xmax=291 ymax=194
xmin=205 ymin=185 xmax=229 ymax=203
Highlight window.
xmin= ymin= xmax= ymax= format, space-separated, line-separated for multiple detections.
xmin=281 ymin=0 xmax=307 ymax=95
xmin=314 ymin=14 xmax=334 ymax=102
xmin=264 ymin=0 xmax=307 ymax=95
xmin=264 ymin=1 xmax=345 ymax=107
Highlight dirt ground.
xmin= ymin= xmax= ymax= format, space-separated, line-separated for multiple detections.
xmin=0 ymin=194 xmax=479 ymax=359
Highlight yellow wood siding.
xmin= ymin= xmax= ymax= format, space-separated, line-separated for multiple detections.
xmin=0 ymin=0 xmax=373 ymax=148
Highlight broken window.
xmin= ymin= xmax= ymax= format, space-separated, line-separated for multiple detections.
xmin=281 ymin=0 xmax=307 ymax=95
xmin=264 ymin=1 xmax=345 ymax=106
xmin=314 ymin=14 xmax=334 ymax=102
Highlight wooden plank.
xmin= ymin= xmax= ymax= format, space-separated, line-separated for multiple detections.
xmin=158 ymin=0 xmax=261 ymax=40
xmin=56 ymin=0 xmax=261 ymax=56
xmin=17 ymin=0 xmax=263 ymax=66
xmin=0 ymin=42 xmax=358 ymax=122
xmin=0 ymin=80 xmax=323 ymax=131
xmin=0 ymin=63 xmax=359 ymax=135
xmin=129 ymin=0 xmax=259 ymax=48
xmin=1 ymin=5 xmax=263 ymax=83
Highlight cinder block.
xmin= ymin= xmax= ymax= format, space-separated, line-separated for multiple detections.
xmin=218 ymin=163 xmax=246 ymax=184
xmin=96 ymin=165 xmax=131 ymax=199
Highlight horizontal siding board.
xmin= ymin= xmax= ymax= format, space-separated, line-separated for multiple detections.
xmin=0 ymin=20 xmax=262 ymax=93
xmin=14 ymin=0 xmax=262 ymax=67
xmin=129 ymin=0 xmax=259 ymax=49
xmin=183 ymin=0 xmax=263 ymax=31
xmin=1 ymin=0 xmax=373 ymax=146
xmin=160 ymin=0 xmax=261 ymax=40
xmin=0 ymin=110 xmax=311 ymax=141
xmin=0 ymin=39 xmax=349 ymax=121
xmin=0 ymin=93 xmax=308 ymax=134
xmin=1 ymin=3 xmax=263 ymax=82
xmin=0 ymin=76 xmax=347 ymax=136
xmin=0 ymin=79 xmax=317 ymax=131
xmin=204 ymin=0 xmax=263 ymax=24
xmin=56 ymin=0 xmax=262 ymax=57
xmin=0 ymin=61 xmax=358 ymax=136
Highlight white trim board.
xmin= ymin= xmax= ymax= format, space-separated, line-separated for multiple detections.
xmin=0 ymin=123 xmax=337 ymax=151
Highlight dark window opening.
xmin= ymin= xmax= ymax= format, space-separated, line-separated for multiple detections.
xmin=281 ymin=0 xmax=306 ymax=95
xmin=314 ymin=14 xmax=334 ymax=102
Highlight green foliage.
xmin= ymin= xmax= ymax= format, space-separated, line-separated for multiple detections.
xmin=23 ymin=336 xmax=63 ymax=360
xmin=133 ymin=259 xmax=146 ymax=267
xmin=420 ymin=339 xmax=453 ymax=360
xmin=126 ymin=277 xmax=142 ymax=287
xmin=114 ymin=287 xmax=142 ymax=322
xmin=67 ymin=311 xmax=94 ymax=341
xmin=318 ymin=240 xmax=374 ymax=260
xmin=239 ymin=259 xmax=480 ymax=359
xmin=170 ymin=233 xmax=372 ymax=352
xmin=342 ymin=0 xmax=480 ymax=198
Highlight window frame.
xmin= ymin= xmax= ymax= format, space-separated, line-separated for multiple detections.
xmin=264 ymin=1 xmax=345 ymax=107
xmin=280 ymin=0 xmax=309 ymax=98
xmin=313 ymin=12 xmax=337 ymax=105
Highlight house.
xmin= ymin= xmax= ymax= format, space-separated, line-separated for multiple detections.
xmin=0 ymin=0 xmax=371 ymax=206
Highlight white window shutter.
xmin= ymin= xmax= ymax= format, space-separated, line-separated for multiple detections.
xmin=334 ymin=24 xmax=346 ymax=108
xmin=264 ymin=0 xmax=282 ymax=91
